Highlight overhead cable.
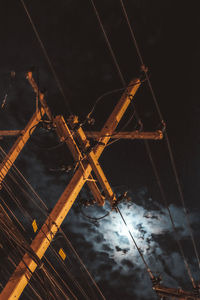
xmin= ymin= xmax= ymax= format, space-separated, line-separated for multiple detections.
xmin=19 ymin=0 xmax=73 ymax=115
xmin=89 ymin=0 xmax=198 ymax=288
xmin=117 ymin=206 xmax=154 ymax=279
xmin=119 ymin=0 xmax=200 ymax=273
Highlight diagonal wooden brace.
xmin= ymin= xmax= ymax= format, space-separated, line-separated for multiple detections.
xmin=54 ymin=115 xmax=105 ymax=206
xmin=69 ymin=121 xmax=116 ymax=205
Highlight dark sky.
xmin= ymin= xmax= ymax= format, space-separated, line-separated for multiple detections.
xmin=0 ymin=1 xmax=200 ymax=299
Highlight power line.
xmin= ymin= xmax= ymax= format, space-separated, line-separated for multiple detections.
xmin=0 ymin=163 xmax=97 ymax=299
xmin=19 ymin=0 xmax=73 ymax=115
xmin=89 ymin=0 xmax=143 ymax=135
xmin=90 ymin=0 xmax=126 ymax=87
xmin=0 ymin=147 xmax=106 ymax=299
xmin=144 ymin=140 xmax=197 ymax=288
xmin=119 ymin=0 xmax=200 ymax=274
xmin=117 ymin=206 xmax=154 ymax=279
xmin=60 ymin=228 xmax=107 ymax=300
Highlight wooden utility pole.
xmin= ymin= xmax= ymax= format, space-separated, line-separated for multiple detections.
xmin=0 ymin=71 xmax=51 ymax=186
xmin=0 ymin=77 xmax=142 ymax=299
xmin=0 ymin=73 xmax=163 ymax=299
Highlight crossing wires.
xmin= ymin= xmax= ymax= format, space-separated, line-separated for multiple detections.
xmin=89 ymin=0 xmax=198 ymax=289
xmin=0 ymin=146 xmax=106 ymax=300
xmin=119 ymin=0 xmax=200 ymax=274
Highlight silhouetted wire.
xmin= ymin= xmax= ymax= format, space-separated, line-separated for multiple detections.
xmin=0 ymin=147 xmax=48 ymax=211
xmin=43 ymin=255 xmax=76 ymax=300
xmin=20 ymin=0 xmax=73 ymax=115
xmin=48 ymin=246 xmax=89 ymax=300
xmin=117 ymin=206 xmax=154 ymax=279
xmin=89 ymin=0 xmax=143 ymax=129
xmin=59 ymin=228 xmax=107 ymax=300
xmin=0 ymin=196 xmax=26 ymax=232
xmin=143 ymin=140 xmax=197 ymax=288
xmin=39 ymin=267 xmax=68 ymax=300
xmin=106 ymin=110 xmax=136 ymax=146
xmin=119 ymin=0 xmax=200 ymax=277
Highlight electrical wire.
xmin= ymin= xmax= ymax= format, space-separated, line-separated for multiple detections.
xmin=59 ymin=228 xmax=107 ymax=300
xmin=0 ymin=172 xmax=94 ymax=299
xmin=0 ymin=154 xmax=106 ymax=300
xmin=90 ymin=0 xmax=126 ymax=86
xmin=84 ymin=80 xmax=145 ymax=125
xmin=0 ymin=160 xmax=106 ymax=299
xmin=106 ymin=110 xmax=136 ymax=147
xmin=116 ymin=206 xmax=154 ymax=279
xmin=48 ymin=245 xmax=90 ymax=300
xmin=19 ymin=0 xmax=72 ymax=115
xmin=0 ymin=147 xmax=48 ymax=212
xmin=0 ymin=193 xmax=73 ymax=299
xmin=0 ymin=222 xmax=52 ymax=299
xmin=143 ymin=140 xmax=197 ymax=288
xmin=0 ymin=205 xmax=71 ymax=299
xmin=43 ymin=255 xmax=73 ymax=300
xmin=89 ymin=0 xmax=143 ymax=130
xmin=119 ymin=0 xmax=200 ymax=276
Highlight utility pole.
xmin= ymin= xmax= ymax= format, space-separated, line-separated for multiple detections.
xmin=0 ymin=73 xmax=162 ymax=299
xmin=0 ymin=76 xmax=141 ymax=299
xmin=0 ymin=71 xmax=52 ymax=186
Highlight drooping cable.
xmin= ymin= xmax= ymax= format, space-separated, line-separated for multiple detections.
xmin=19 ymin=0 xmax=73 ymax=115
xmin=119 ymin=0 xmax=200 ymax=273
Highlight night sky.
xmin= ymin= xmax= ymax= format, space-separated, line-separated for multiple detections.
xmin=0 ymin=1 xmax=200 ymax=299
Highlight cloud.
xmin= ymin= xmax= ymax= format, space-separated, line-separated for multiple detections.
xmin=61 ymin=188 xmax=200 ymax=299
